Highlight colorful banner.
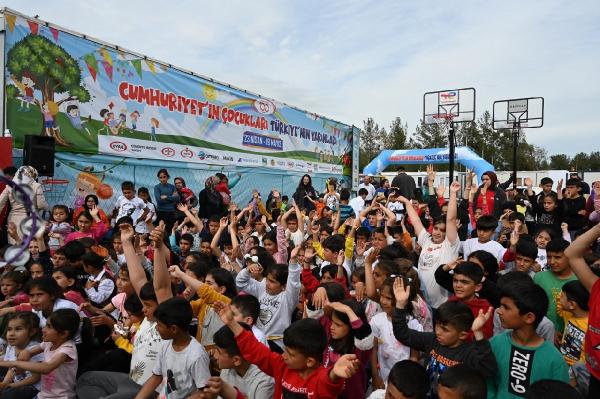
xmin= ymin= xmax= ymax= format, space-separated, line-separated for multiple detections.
xmin=3 ymin=12 xmax=354 ymax=176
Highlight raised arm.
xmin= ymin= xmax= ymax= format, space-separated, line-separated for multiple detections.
xmin=149 ymin=222 xmax=173 ymax=303
xmin=120 ymin=224 xmax=148 ymax=297
xmin=564 ymin=223 xmax=600 ymax=291
xmin=177 ymin=203 xmax=203 ymax=231
xmin=210 ymin=217 xmax=229 ymax=257
xmin=446 ymin=181 xmax=460 ymax=244
xmin=399 ymin=196 xmax=425 ymax=237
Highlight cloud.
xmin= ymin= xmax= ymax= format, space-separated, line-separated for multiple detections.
xmin=5 ymin=0 xmax=599 ymax=157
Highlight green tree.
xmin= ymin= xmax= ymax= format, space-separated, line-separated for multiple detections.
xmin=381 ymin=117 xmax=408 ymax=150
xmin=6 ymin=34 xmax=91 ymax=146
xmin=571 ymin=152 xmax=591 ymax=171
xmin=359 ymin=118 xmax=384 ymax=169
xmin=410 ymin=119 xmax=447 ymax=149
xmin=550 ymin=154 xmax=571 ymax=170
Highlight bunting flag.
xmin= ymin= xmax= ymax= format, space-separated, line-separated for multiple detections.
xmin=146 ymin=59 xmax=156 ymax=74
xmin=117 ymin=49 xmax=126 ymax=59
xmin=131 ymin=59 xmax=142 ymax=78
xmin=101 ymin=60 xmax=113 ymax=81
xmin=83 ymin=53 xmax=98 ymax=81
xmin=160 ymin=64 xmax=169 ymax=72
xmin=5 ymin=14 xmax=16 ymax=32
xmin=50 ymin=27 xmax=59 ymax=41
xmin=99 ymin=48 xmax=113 ymax=66
xmin=27 ymin=20 xmax=39 ymax=35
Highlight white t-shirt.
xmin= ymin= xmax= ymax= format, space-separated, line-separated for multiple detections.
xmin=349 ymin=196 xmax=365 ymax=217
xmin=252 ymin=325 xmax=269 ymax=346
xmin=417 ymin=229 xmax=459 ymax=308
xmin=221 ymin=364 xmax=274 ymax=399
xmin=461 ymin=238 xmax=506 ymax=262
xmin=130 ymin=318 xmax=163 ymax=385
xmin=387 ymin=201 xmax=404 ymax=221
xmin=136 ymin=202 xmax=156 ymax=234
xmin=370 ymin=312 xmax=422 ymax=382
xmin=286 ymin=229 xmax=304 ymax=248
xmin=152 ymin=338 xmax=210 ymax=399
xmin=115 ymin=195 xmax=146 ymax=224
xmin=359 ymin=183 xmax=376 ymax=201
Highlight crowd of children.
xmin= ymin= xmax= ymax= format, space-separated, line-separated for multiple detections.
xmin=0 ymin=166 xmax=598 ymax=399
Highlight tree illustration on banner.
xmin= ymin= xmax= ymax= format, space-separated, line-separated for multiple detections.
xmin=6 ymin=35 xmax=91 ymax=147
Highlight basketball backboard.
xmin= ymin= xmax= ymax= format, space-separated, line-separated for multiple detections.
xmin=493 ymin=97 xmax=544 ymax=129
xmin=423 ymin=88 xmax=476 ymax=125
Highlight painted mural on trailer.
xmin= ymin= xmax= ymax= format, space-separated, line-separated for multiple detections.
xmin=3 ymin=11 xmax=354 ymax=177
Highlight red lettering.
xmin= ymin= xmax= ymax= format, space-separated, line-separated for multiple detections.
xmin=118 ymin=82 xmax=129 ymax=100
xmin=149 ymin=89 xmax=160 ymax=106
xmin=168 ymin=93 xmax=177 ymax=112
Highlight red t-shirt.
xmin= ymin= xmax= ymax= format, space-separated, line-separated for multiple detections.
xmin=586 ymin=278 xmax=600 ymax=379
xmin=476 ymin=190 xmax=496 ymax=216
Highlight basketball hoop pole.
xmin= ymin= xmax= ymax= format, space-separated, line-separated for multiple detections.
xmin=449 ymin=121 xmax=456 ymax=183
xmin=512 ymin=124 xmax=520 ymax=190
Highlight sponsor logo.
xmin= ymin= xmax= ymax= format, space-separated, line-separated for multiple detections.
xmin=287 ymin=161 xmax=295 ymax=168
xmin=238 ymin=157 xmax=259 ymax=165
xmin=198 ymin=151 xmax=206 ymax=160
xmin=270 ymin=159 xmax=275 ymax=166
xmin=161 ymin=147 xmax=175 ymax=157
xmin=253 ymin=99 xmax=276 ymax=115
xmin=222 ymin=155 xmax=233 ymax=162
xmin=262 ymin=157 xmax=268 ymax=165
xmin=439 ymin=90 xmax=458 ymax=104
xmin=276 ymin=160 xmax=286 ymax=167
xmin=180 ymin=148 xmax=193 ymax=158
xmin=206 ymin=154 xmax=219 ymax=160
xmin=109 ymin=141 xmax=127 ymax=152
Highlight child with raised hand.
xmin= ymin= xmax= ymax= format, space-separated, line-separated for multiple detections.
xmin=392 ymin=276 xmax=497 ymax=397
xmin=488 ymin=281 xmax=569 ymax=398
xmin=235 ymin=242 xmax=301 ymax=352
xmin=168 ymin=264 xmax=231 ymax=346
xmin=323 ymin=300 xmax=373 ymax=399
xmin=211 ymin=324 xmax=274 ymax=398
xmin=212 ymin=299 xmax=361 ymax=398
xmin=134 ymin=296 xmax=210 ymax=399
xmin=398 ymin=181 xmax=461 ymax=310
xmin=0 ymin=309 xmax=80 ymax=399
xmin=370 ymin=276 xmax=421 ymax=390
xmin=65 ymin=206 xmax=107 ymax=244
xmin=0 ymin=312 xmax=43 ymax=399
xmin=565 ymin=223 xmax=600 ymax=398
xmin=76 ymin=221 xmax=170 ymax=398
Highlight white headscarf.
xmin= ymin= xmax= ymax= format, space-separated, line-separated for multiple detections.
xmin=13 ymin=165 xmax=39 ymax=186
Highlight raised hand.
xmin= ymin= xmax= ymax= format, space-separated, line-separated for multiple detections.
xmin=312 ymin=286 xmax=329 ymax=310
xmin=524 ymin=177 xmax=533 ymax=188
xmin=149 ymin=221 xmax=165 ymax=249
xmin=393 ymin=276 xmax=410 ymax=309
xmin=397 ymin=195 xmax=409 ymax=204
xmin=450 ymin=181 xmax=461 ymax=194
xmin=213 ymin=300 xmax=234 ymax=325
xmin=336 ymin=249 xmax=345 ymax=266
xmin=436 ymin=183 xmax=446 ymax=198
xmin=472 ymin=306 xmax=493 ymax=332
xmin=177 ymin=203 xmax=188 ymax=212
xmin=290 ymin=245 xmax=302 ymax=262
xmin=510 ymin=229 xmax=520 ymax=248
xmin=89 ymin=204 xmax=99 ymax=218
xmin=331 ymin=354 xmax=360 ymax=380
xmin=365 ymin=247 xmax=379 ymax=265
xmin=219 ymin=217 xmax=229 ymax=229
xmin=119 ymin=223 xmax=135 ymax=243
xmin=353 ymin=281 xmax=366 ymax=302
xmin=356 ymin=241 xmax=368 ymax=257
xmin=427 ymin=164 xmax=436 ymax=183
xmin=168 ymin=265 xmax=183 ymax=277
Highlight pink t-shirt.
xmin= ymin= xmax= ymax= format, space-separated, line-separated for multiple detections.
xmin=111 ymin=292 xmax=128 ymax=319
xmin=39 ymin=340 xmax=78 ymax=399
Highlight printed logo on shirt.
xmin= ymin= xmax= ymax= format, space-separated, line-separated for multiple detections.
xmin=560 ymin=321 xmax=585 ymax=363
xmin=282 ymin=382 xmax=309 ymax=398
xmin=508 ymin=345 xmax=535 ymax=396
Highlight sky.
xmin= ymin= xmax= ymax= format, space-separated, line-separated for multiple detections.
xmin=3 ymin=0 xmax=599 ymax=156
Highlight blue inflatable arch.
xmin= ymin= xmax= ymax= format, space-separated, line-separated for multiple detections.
xmin=363 ymin=146 xmax=494 ymax=179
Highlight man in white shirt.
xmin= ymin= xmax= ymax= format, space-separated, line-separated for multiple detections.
xmin=349 ymin=188 xmax=369 ymax=218
xmin=359 ymin=175 xmax=377 ymax=201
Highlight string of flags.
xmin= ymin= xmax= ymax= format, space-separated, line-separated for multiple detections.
xmin=4 ymin=12 xmax=166 ymax=82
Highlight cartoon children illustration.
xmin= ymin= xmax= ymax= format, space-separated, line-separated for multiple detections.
xmin=66 ymin=104 xmax=91 ymax=136
xmin=42 ymin=101 xmax=69 ymax=146
xmin=74 ymin=171 xmax=110 ymax=208
xmin=11 ymin=72 xmax=36 ymax=111
xmin=150 ymin=118 xmax=159 ymax=142
xmin=99 ymin=109 xmax=110 ymax=134
xmin=130 ymin=110 xmax=140 ymax=130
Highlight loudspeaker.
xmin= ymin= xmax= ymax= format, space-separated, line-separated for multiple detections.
xmin=24 ymin=135 xmax=55 ymax=176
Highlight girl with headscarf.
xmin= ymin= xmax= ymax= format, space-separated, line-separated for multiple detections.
xmin=293 ymin=174 xmax=317 ymax=212
xmin=72 ymin=194 xmax=109 ymax=228
xmin=198 ymin=175 xmax=226 ymax=219
xmin=0 ymin=166 xmax=49 ymax=244
xmin=472 ymin=171 xmax=507 ymax=219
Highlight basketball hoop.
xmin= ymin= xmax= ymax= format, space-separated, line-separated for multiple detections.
xmin=41 ymin=178 xmax=69 ymax=202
